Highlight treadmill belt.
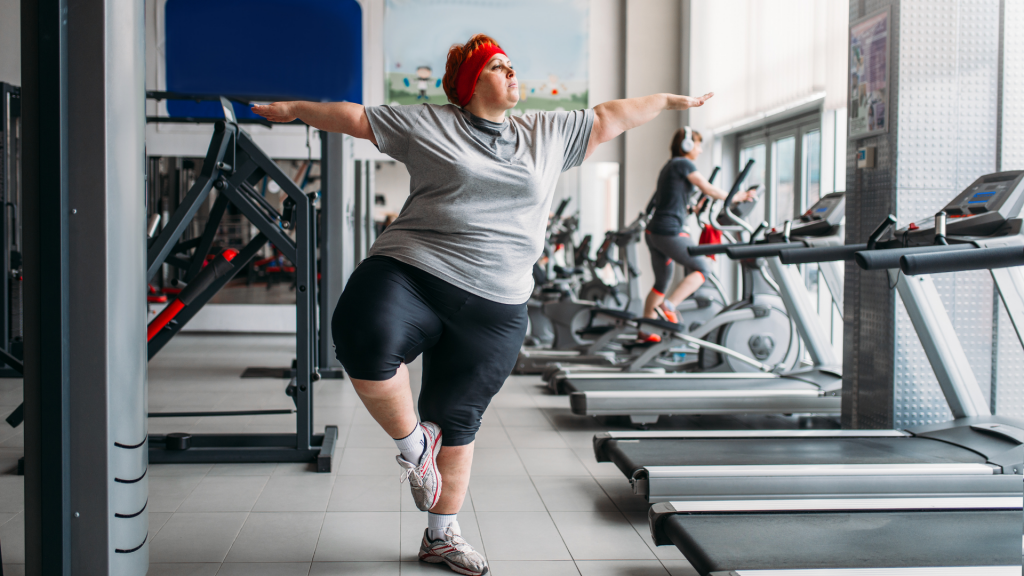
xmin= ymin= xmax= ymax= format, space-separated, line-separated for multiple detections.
xmin=663 ymin=510 xmax=1021 ymax=574
xmin=607 ymin=437 xmax=988 ymax=477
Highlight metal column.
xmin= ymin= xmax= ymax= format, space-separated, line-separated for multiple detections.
xmin=318 ymin=133 xmax=355 ymax=377
xmin=21 ymin=0 xmax=72 ymax=573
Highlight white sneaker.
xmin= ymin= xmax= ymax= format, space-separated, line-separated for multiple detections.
xmin=396 ymin=421 xmax=442 ymax=511
xmin=418 ymin=524 xmax=488 ymax=575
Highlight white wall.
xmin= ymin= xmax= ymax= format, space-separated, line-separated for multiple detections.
xmin=688 ymin=0 xmax=848 ymax=132
xmin=0 ymin=0 xmax=19 ymax=86
xmin=621 ymin=0 xmax=681 ymax=294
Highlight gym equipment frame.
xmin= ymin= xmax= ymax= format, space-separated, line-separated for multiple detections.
xmin=146 ymin=104 xmax=337 ymax=471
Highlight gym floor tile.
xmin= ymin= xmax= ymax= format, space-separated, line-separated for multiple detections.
xmin=149 ymin=475 xmax=207 ymax=513
xmin=314 ymin=512 xmax=401 ymax=562
xmin=207 ymin=463 xmax=280 ymax=476
xmin=475 ymin=511 xmax=572 ymax=561
xmin=347 ymin=425 xmax=401 ymax=449
xmin=398 ymin=561 xmax=468 ymax=575
xmin=149 ymin=512 xmax=174 ymax=540
xmin=571 ymin=446 xmax=624 ymax=477
xmin=661 ymin=560 xmax=701 ymax=576
xmin=495 ymin=407 xmax=555 ymax=428
xmin=548 ymin=511 xmax=657 ymax=561
xmin=146 ymin=563 xmax=221 ymax=576
xmin=593 ymin=477 xmax=649 ymax=513
xmin=338 ymin=448 xmax=403 ymax=476
xmin=225 ymin=512 xmax=325 ymax=563
xmin=516 ymin=448 xmax=591 ymax=476
xmin=178 ymin=475 xmax=270 ymax=513
xmin=531 ymin=476 xmax=618 ymax=512
xmin=149 ymin=463 xmax=215 ymax=477
xmin=309 ymin=562 xmax=401 ymax=575
xmin=466 ymin=448 xmax=528 ymax=476
xmin=471 ymin=426 xmax=513 ymax=448
xmin=0 ymin=477 xmax=23 ymax=513
xmin=217 ymin=563 xmax=311 ymax=576
xmin=575 ymin=560 xmax=668 ymax=575
xmin=468 ymin=476 xmax=546 ymax=512
xmin=328 ymin=475 xmax=401 ymax=512
xmin=252 ymin=475 xmax=335 ymax=512
xmin=487 ymin=560 xmax=581 ymax=576
xmin=149 ymin=512 xmax=248 ymax=563
xmin=0 ymin=512 xmax=24 ymax=563
xmin=272 ymin=462 xmax=329 ymax=476
xmin=507 ymin=427 xmax=568 ymax=449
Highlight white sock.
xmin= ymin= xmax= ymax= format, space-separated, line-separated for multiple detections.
xmin=394 ymin=424 xmax=426 ymax=464
xmin=428 ymin=513 xmax=457 ymax=541
xmin=660 ymin=299 xmax=676 ymax=311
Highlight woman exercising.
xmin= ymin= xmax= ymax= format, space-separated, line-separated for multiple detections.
xmin=641 ymin=127 xmax=755 ymax=339
xmin=254 ymin=34 xmax=714 ymax=575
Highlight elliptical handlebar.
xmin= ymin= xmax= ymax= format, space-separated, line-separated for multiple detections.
xmin=688 ymin=244 xmax=732 ymax=256
xmin=717 ymin=159 xmax=757 ymax=234
xmin=900 ymin=245 xmax=1024 ymax=275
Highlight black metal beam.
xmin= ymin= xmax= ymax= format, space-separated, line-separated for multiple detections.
xmin=184 ymin=193 xmax=229 ymax=283
xmin=148 ymin=233 xmax=268 ymax=359
xmin=21 ymin=0 xmax=72 ymax=572
xmin=146 ymin=123 xmax=232 ymax=281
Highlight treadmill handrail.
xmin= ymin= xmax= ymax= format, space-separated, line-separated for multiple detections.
xmin=578 ymin=390 xmax=823 ymax=399
xmin=642 ymin=463 xmax=998 ymax=478
xmin=715 ymin=568 xmax=1024 ymax=576
xmin=661 ymin=496 xmax=1020 ymax=513
xmin=599 ymin=429 xmax=909 ymax=439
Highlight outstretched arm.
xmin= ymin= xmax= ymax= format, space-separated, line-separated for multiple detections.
xmin=585 ymin=92 xmax=713 ymax=160
xmin=251 ymin=101 xmax=377 ymax=146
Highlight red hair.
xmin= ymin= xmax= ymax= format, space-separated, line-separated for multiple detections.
xmin=443 ymin=34 xmax=503 ymax=106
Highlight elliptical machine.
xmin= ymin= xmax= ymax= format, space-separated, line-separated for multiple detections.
xmin=688 ymin=160 xmax=804 ymax=373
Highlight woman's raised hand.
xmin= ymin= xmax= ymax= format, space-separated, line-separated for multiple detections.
xmin=251 ymin=102 xmax=300 ymax=123
xmin=667 ymin=92 xmax=714 ymax=111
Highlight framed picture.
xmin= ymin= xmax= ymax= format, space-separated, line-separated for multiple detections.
xmin=848 ymin=6 xmax=891 ymax=139
xmin=384 ymin=0 xmax=589 ymax=114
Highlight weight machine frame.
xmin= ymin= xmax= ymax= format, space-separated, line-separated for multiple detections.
xmin=146 ymin=112 xmax=336 ymax=471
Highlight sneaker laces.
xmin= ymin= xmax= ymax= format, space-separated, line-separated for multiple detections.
xmin=398 ymin=458 xmax=424 ymax=487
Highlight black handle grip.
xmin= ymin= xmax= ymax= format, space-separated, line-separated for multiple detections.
xmin=707 ymin=166 xmax=720 ymax=185
xmin=689 ymin=244 xmax=731 ymax=256
xmin=553 ymin=197 xmax=571 ymax=219
xmin=779 ymin=243 xmax=868 ymax=264
xmin=901 ymin=245 xmax=1024 ymax=275
xmin=723 ymin=159 xmax=756 ymax=207
xmin=855 ymin=244 xmax=970 ymax=271
xmin=726 ymin=242 xmax=805 ymax=260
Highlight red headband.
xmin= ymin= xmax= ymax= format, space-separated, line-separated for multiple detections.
xmin=454 ymin=43 xmax=507 ymax=107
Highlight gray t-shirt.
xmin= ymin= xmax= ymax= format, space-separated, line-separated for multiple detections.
xmin=364 ymin=103 xmax=594 ymax=304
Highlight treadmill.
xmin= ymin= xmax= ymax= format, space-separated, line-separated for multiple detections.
xmin=554 ymin=193 xmax=848 ymax=425
xmin=592 ymin=170 xmax=1024 ymax=503
xmin=647 ymin=496 xmax=1022 ymax=575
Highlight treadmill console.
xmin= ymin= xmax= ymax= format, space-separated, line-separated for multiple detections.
xmin=900 ymin=171 xmax=1024 ymax=243
xmin=766 ymin=192 xmax=846 ymax=241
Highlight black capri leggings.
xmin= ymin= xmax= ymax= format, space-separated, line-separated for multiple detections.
xmin=332 ymin=256 xmax=528 ymax=446
xmin=645 ymin=230 xmax=711 ymax=294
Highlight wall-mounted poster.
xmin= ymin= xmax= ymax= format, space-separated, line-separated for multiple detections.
xmin=848 ymin=7 xmax=890 ymax=139
xmin=384 ymin=0 xmax=588 ymax=115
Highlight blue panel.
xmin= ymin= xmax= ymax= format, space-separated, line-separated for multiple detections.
xmin=164 ymin=0 xmax=362 ymax=119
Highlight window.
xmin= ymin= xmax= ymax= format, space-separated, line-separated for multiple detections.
xmin=802 ymin=130 xmax=821 ymax=210
xmin=772 ymin=136 xmax=796 ymax=225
